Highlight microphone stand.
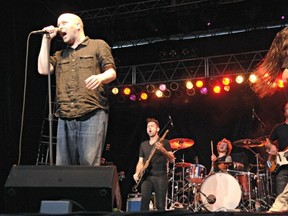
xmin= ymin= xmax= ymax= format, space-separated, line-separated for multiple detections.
xmin=253 ymin=110 xmax=267 ymax=130
xmin=45 ymin=35 xmax=53 ymax=165
xmin=159 ymin=117 xmax=173 ymax=135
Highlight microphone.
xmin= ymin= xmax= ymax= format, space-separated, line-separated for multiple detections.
xmin=207 ymin=194 xmax=216 ymax=204
xmin=31 ymin=28 xmax=60 ymax=34
xmin=252 ymin=108 xmax=255 ymax=120
xmin=168 ymin=115 xmax=174 ymax=127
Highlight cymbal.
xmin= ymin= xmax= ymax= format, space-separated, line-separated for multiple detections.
xmin=175 ymin=162 xmax=192 ymax=168
xmin=169 ymin=138 xmax=194 ymax=150
xmin=233 ymin=139 xmax=264 ymax=148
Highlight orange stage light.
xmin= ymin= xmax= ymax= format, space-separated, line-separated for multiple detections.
xmin=140 ymin=92 xmax=148 ymax=100
xmin=213 ymin=85 xmax=221 ymax=94
xmin=222 ymin=77 xmax=230 ymax=85
xmin=123 ymin=87 xmax=131 ymax=95
xmin=195 ymin=80 xmax=204 ymax=88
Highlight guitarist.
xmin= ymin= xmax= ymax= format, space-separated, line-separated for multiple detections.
xmin=133 ymin=118 xmax=175 ymax=211
xmin=265 ymin=102 xmax=288 ymax=197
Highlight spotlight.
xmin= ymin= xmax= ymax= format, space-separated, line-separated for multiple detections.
xmin=186 ymin=81 xmax=193 ymax=89
xmin=224 ymin=85 xmax=230 ymax=92
xmin=249 ymin=74 xmax=257 ymax=83
xmin=170 ymin=82 xmax=179 ymax=91
xmin=175 ymin=90 xmax=183 ymax=97
xmin=213 ymin=85 xmax=221 ymax=94
xmin=159 ymin=83 xmax=167 ymax=91
xmin=117 ymin=95 xmax=126 ymax=103
xmin=277 ymin=79 xmax=284 ymax=88
xmin=146 ymin=84 xmax=155 ymax=93
xmin=155 ymin=90 xmax=163 ymax=98
xmin=140 ymin=92 xmax=148 ymax=100
xmin=123 ymin=87 xmax=131 ymax=95
xmin=186 ymin=88 xmax=195 ymax=96
xmin=169 ymin=50 xmax=177 ymax=58
xmin=196 ymin=80 xmax=204 ymax=88
xmin=129 ymin=94 xmax=137 ymax=101
xmin=163 ymin=89 xmax=171 ymax=98
xmin=181 ymin=48 xmax=190 ymax=56
xmin=222 ymin=77 xmax=231 ymax=85
xmin=111 ymin=87 xmax=119 ymax=95
xmin=235 ymin=75 xmax=244 ymax=84
xmin=200 ymin=87 xmax=208 ymax=94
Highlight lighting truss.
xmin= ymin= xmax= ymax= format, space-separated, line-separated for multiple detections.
xmin=109 ymin=50 xmax=267 ymax=88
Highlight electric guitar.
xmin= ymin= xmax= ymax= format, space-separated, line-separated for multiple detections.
xmin=132 ymin=129 xmax=169 ymax=192
xmin=267 ymin=147 xmax=288 ymax=174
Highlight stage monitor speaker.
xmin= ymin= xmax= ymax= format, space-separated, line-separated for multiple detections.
xmin=4 ymin=165 xmax=118 ymax=213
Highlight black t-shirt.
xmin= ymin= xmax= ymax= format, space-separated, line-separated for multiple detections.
xmin=270 ymin=122 xmax=288 ymax=151
xmin=139 ymin=139 xmax=171 ymax=175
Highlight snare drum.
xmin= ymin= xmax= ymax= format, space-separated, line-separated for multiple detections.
xmin=200 ymin=172 xmax=242 ymax=212
xmin=186 ymin=164 xmax=206 ymax=184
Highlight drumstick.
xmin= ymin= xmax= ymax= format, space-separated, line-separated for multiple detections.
xmin=210 ymin=140 xmax=214 ymax=155
xmin=208 ymin=140 xmax=214 ymax=175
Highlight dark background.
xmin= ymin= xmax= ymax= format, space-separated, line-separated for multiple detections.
xmin=2 ymin=0 xmax=288 ymax=212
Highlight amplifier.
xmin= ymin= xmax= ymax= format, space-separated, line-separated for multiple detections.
xmin=126 ymin=194 xmax=141 ymax=212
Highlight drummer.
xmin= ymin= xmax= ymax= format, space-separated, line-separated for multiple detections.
xmin=211 ymin=138 xmax=233 ymax=173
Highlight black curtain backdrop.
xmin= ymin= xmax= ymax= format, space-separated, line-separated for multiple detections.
xmin=2 ymin=0 xmax=288 ymax=213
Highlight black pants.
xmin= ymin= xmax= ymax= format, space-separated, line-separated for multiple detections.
xmin=140 ymin=174 xmax=168 ymax=211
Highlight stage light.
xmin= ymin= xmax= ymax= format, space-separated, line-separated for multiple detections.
xmin=129 ymin=94 xmax=137 ymax=101
xmin=123 ymin=87 xmax=131 ymax=95
xmin=159 ymin=83 xmax=167 ymax=91
xmin=200 ymin=87 xmax=208 ymax=95
xmin=117 ymin=95 xmax=125 ymax=103
xmin=170 ymin=82 xmax=179 ymax=91
xmin=222 ymin=77 xmax=230 ymax=85
xmin=224 ymin=85 xmax=230 ymax=92
xmin=249 ymin=74 xmax=257 ymax=83
xmin=213 ymin=85 xmax=221 ymax=94
xmin=155 ymin=90 xmax=163 ymax=98
xmin=235 ymin=75 xmax=244 ymax=84
xmin=195 ymin=80 xmax=204 ymax=88
xmin=186 ymin=88 xmax=195 ymax=96
xmin=175 ymin=90 xmax=183 ymax=97
xmin=146 ymin=84 xmax=155 ymax=93
xmin=111 ymin=87 xmax=119 ymax=95
xmin=186 ymin=81 xmax=193 ymax=89
xmin=140 ymin=92 xmax=148 ymax=100
xmin=277 ymin=79 xmax=284 ymax=88
xmin=163 ymin=89 xmax=171 ymax=98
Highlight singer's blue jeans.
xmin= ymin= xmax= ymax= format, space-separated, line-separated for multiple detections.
xmin=140 ymin=175 xmax=168 ymax=211
xmin=56 ymin=109 xmax=108 ymax=166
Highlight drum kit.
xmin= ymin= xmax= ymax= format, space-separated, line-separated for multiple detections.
xmin=167 ymin=137 xmax=275 ymax=212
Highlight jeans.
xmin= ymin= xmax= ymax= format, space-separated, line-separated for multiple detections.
xmin=140 ymin=175 xmax=168 ymax=211
xmin=56 ymin=109 xmax=108 ymax=166
xmin=276 ymin=166 xmax=288 ymax=195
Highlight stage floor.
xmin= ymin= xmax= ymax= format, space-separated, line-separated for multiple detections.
xmin=1 ymin=209 xmax=288 ymax=216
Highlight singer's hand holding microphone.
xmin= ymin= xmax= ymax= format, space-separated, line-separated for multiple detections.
xmin=31 ymin=25 xmax=60 ymax=38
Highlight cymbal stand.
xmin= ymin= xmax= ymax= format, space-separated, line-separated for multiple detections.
xmin=245 ymin=147 xmax=265 ymax=211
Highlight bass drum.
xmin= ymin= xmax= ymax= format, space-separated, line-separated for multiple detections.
xmin=200 ymin=172 xmax=242 ymax=212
